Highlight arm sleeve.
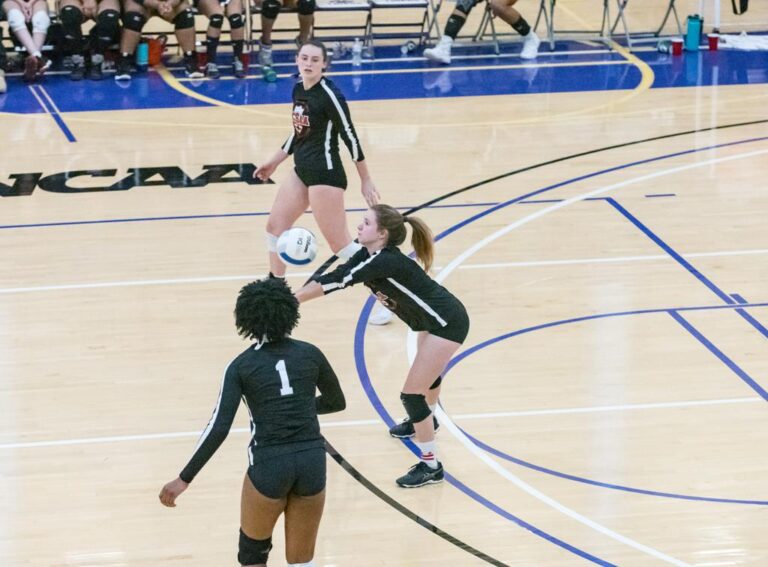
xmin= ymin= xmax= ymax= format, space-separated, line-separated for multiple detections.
xmin=314 ymin=348 xmax=346 ymax=415
xmin=179 ymin=360 xmax=242 ymax=483
xmin=314 ymin=249 xmax=392 ymax=295
xmin=322 ymin=83 xmax=365 ymax=162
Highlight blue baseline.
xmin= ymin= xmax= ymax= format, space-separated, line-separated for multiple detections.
xmin=31 ymin=85 xmax=77 ymax=143
xmin=441 ymin=301 xmax=768 ymax=506
xmin=730 ymin=294 xmax=768 ymax=340
xmin=668 ymin=310 xmax=768 ymax=401
xmin=352 ymin=301 xmax=615 ymax=567
xmin=0 ymin=202 xmax=501 ymax=231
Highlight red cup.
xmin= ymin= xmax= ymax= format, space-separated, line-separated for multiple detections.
xmin=240 ymin=52 xmax=250 ymax=69
xmin=671 ymin=38 xmax=683 ymax=56
xmin=708 ymin=33 xmax=719 ymax=50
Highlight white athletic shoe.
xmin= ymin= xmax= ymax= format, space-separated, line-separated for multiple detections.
xmin=368 ymin=304 xmax=393 ymax=325
xmin=520 ymin=31 xmax=541 ymax=60
xmin=424 ymin=37 xmax=452 ymax=65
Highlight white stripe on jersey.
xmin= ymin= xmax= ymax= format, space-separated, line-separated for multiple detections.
xmin=281 ymin=132 xmax=295 ymax=154
xmin=242 ymin=396 xmax=256 ymax=465
xmin=320 ymin=78 xmax=360 ymax=161
xmin=386 ymin=277 xmax=448 ymax=327
xmin=193 ymin=359 xmax=235 ymax=452
xmin=324 ymin=121 xmax=333 ymax=169
xmin=320 ymin=250 xmax=380 ymax=293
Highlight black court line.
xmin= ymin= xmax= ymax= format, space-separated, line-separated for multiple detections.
xmin=310 ymin=118 xmax=768 ymax=565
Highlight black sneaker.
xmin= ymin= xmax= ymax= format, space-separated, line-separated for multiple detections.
xmin=396 ymin=461 xmax=444 ymax=488
xmin=115 ymin=57 xmax=132 ymax=81
xmin=388 ymin=416 xmax=439 ymax=439
xmin=88 ymin=55 xmax=104 ymax=81
xmin=70 ymin=56 xmax=85 ymax=81
xmin=184 ymin=54 xmax=204 ymax=78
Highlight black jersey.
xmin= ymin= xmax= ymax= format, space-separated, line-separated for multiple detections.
xmin=179 ymin=338 xmax=345 ymax=483
xmin=315 ymin=246 xmax=465 ymax=333
xmin=282 ymin=77 xmax=365 ymax=171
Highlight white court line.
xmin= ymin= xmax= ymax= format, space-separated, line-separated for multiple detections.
xmin=0 ymin=397 xmax=758 ymax=450
xmin=2 ymin=248 xmax=767 ymax=295
xmin=409 ymin=147 xmax=768 ymax=566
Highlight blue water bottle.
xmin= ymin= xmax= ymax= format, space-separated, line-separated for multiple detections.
xmin=136 ymin=41 xmax=149 ymax=72
xmin=685 ymin=15 xmax=703 ymax=52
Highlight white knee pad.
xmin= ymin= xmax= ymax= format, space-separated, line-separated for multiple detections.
xmin=32 ymin=10 xmax=51 ymax=35
xmin=265 ymin=232 xmax=279 ymax=252
xmin=6 ymin=9 xmax=26 ymax=32
xmin=336 ymin=240 xmax=362 ymax=261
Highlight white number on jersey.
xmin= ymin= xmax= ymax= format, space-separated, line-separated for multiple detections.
xmin=275 ymin=359 xmax=294 ymax=396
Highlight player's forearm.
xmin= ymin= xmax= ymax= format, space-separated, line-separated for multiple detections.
xmin=295 ymin=281 xmax=325 ymax=303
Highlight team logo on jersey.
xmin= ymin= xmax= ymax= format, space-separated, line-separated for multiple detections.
xmin=292 ymin=101 xmax=311 ymax=139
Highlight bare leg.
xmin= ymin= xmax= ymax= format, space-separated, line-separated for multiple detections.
xmin=307 ymin=184 xmax=354 ymax=254
xmin=298 ymin=13 xmax=313 ymax=43
xmin=240 ymin=474 xmax=287 ymax=567
xmin=284 ymin=490 xmax=326 ymax=563
xmin=265 ymin=169 xmax=309 ymax=276
xmin=489 ymin=0 xmax=523 ymax=27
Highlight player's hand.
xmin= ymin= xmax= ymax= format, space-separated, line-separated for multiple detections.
xmin=159 ymin=477 xmax=189 ymax=507
xmin=254 ymin=162 xmax=278 ymax=182
xmin=157 ymin=1 xmax=173 ymax=16
xmin=361 ymin=178 xmax=379 ymax=207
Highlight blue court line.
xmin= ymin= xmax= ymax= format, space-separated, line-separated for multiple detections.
xmin=440 ymin=301 xmax=768 ymax=506
xmin=0 ymin=202 xmax=501 ymax=231
xmin=29 ymin=85 xmax=77 ymax=143
xmin=731 ymin=294 xmax=768 ymax=340
xmin=669 ymin=310 xmax=768 ymax=401
xmin=352 ymin=300 xmax=615 ymax=567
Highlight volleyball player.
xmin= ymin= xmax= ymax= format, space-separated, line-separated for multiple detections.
xmin=255 ymin=0 xmax=314 ymax=68
xmin=58 ymin=0 xmax=120 ymax=80
xmin=2 ymin=0 xmax=51 ymax=82
xmin=294 ymin=205 xmax=470 ymax=488
xmin=159 ymin=277 xmax=346 ymax=566
xmin=195 ymin=0 xmax=247 ymax=78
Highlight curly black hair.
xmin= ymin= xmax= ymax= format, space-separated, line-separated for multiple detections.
xmin=235 ymin=278 xmax=300 ymax=342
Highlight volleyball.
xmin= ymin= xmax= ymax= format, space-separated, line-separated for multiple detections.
xmin=277 ymin=227 xmax=318 ymax=265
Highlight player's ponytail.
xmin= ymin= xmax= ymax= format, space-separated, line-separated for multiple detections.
xmin=372 ymin=204 xmax=434 ymax=272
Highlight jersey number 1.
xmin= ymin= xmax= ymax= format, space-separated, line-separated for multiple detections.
xmin=275 ymin=359 xmax=294 ymax=396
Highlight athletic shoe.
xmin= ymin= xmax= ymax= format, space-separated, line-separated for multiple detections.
xmin=396 ymin=461 xmax=444 ymax=488
xmin=114 ymin=57 xmax=132 ymax=81
xmin=23 ymin=55 xmax=38 ymax=83
xmin=258 ymin=45 xmax=273 ymax=67
xmin=389 ymin=416 xmax=440 ymax=439
xmin=424 ymin=38 xmax=452 ymax=65
xmin=184 ymin=54 xmax=204 ymax=78
xmin=233 ymin=58 xmax=246 ymax=78
xmin=520 ymin=31 xmax=541 ymax=60
xmin=368 ymin=304 xmax=393 ymax=325
xmin=89 ymin=55 xmax=104 ymax=81
xmin=206 ymin=62 xmax=220 ymax=79
xmin=70 ymin=55 xmax=85 ymax=81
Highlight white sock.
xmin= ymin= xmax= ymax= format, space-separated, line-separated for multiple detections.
xmin=336 ymin=240 xmax=362 ymax=261
xmin=416 ymin=440 xmax=438 ymax=469
xmin=441 ymin=35 xmax=453 ymax=46
xmin=287 ymin=562 xmax=314 ymax=567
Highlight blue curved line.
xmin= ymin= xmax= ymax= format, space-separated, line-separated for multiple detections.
xmin=353 ymin=299 xmax=615 ymax=566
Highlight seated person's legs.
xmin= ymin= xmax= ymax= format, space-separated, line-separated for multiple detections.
xmin=226 ymin=0 xmax=246 ymax=78
xmin=196 ymin=0 xmax=223 ymax=78
xmin=423 ymin=0 xmax=475 ymax=65
xmin=88 ymin=0 xmax=120 ymax=79
xmin=59 ymin=0 xmax=86 ymax=79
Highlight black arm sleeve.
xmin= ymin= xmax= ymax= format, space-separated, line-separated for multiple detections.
xmin=179 ymin=361 xmax=242 ymax=483
xmin=314 ymin=248 xmax=393 ymax=294
xmin=314 ymin=349 xmax=346 ymax=415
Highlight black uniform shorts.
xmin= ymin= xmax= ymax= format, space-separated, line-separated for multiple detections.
xmin=295 ymin=165 xmax=348 ymax=190
xmin=430 ymin=301 xmax=470 ymax=344
xmin=247 ymin=446 xmax=326 ymax=499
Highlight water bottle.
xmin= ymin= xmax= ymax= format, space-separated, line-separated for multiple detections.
xmin=136 ymin=41 xmax=149 ymax=72
xmin=685 ymin=14 xmax=703 ymax=52
xmin=400 ymin=40 xmax=416 ymax=55
xmin=351 ymin=38 xmax=362 ymax=67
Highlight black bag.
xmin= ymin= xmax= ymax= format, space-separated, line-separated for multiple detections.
xmin=731 ymin=0 xmax=749 ymax=15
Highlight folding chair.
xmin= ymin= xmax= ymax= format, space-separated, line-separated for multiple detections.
xmin=368 ymin=0 xmax=441 ymax=52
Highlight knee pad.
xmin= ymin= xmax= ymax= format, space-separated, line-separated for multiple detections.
xmin=297 ymin=0 xmax=315 ymax=15
xmin=429 ymin=375 xmax=442 ymax=390
xmin=123 ymin=11 xmax=146 ymax=33
xmin=31 ymin=10 xmax=51 ymax=35
xmin=228 ymin=12 xmax=244 ymax=29
xmin=238 ymin=531 xmax=272 ymax=566
xmin=208 ymin=13 xmax=224 ymax=28
xmin=7 ymin=9 xmax=26 ymax=32
xmin=60 ymin=5 xmax=84 ymax=29
xmin=96 ymin=10 xmax=120 ymax=45
xmin=261 ymin=0 xmax=281 ymax=20
xmin=400 ymin=392 xmax=431 ymax=424
xmin=266 ymin=232 xmax=279 ymax=252
xmin=455 ymin=0 xmax=477 ymax=16
xmin=174 ymin=8 xmax=195 ymax=30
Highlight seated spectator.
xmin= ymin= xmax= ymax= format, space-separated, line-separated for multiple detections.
xmin=59 ymin=0 xmax=121 ymax=80
xmin=2 ymin=0 xmax=51 ymax=82
xmin=115 ymin=0 xmax=203 ymax=81
xmin=256 ymin=0 xmax=315 ymax=67
xmin=196 ymin=0 xmax=247 ymax=79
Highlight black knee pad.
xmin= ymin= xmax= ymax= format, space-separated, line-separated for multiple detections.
xmin=429 ymin=375 xmax=442 ymax=390
xmin=208 ymin=13 xmax=224 ymax=28
xmin=238 ymin=531 xmax=272 ymax=566
xmin=123 ymin=11 xmax=146 ymax=33
xmin=228 ymin=12 xmax=244 ymax=29
xmin=60 ymin=5 xmax=84 ymax=29
xmin=96 ymin=9 xmax=120 ymax=40
xmin=174 ymin=9 xmax=195 ymax=30
xmin=261 ymin=0 xmax=281 ymax=19
xmin=297 ymin=0 xmax=315 ymax=15
xmin=400 ymin=392 xmax=431 ymax=424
